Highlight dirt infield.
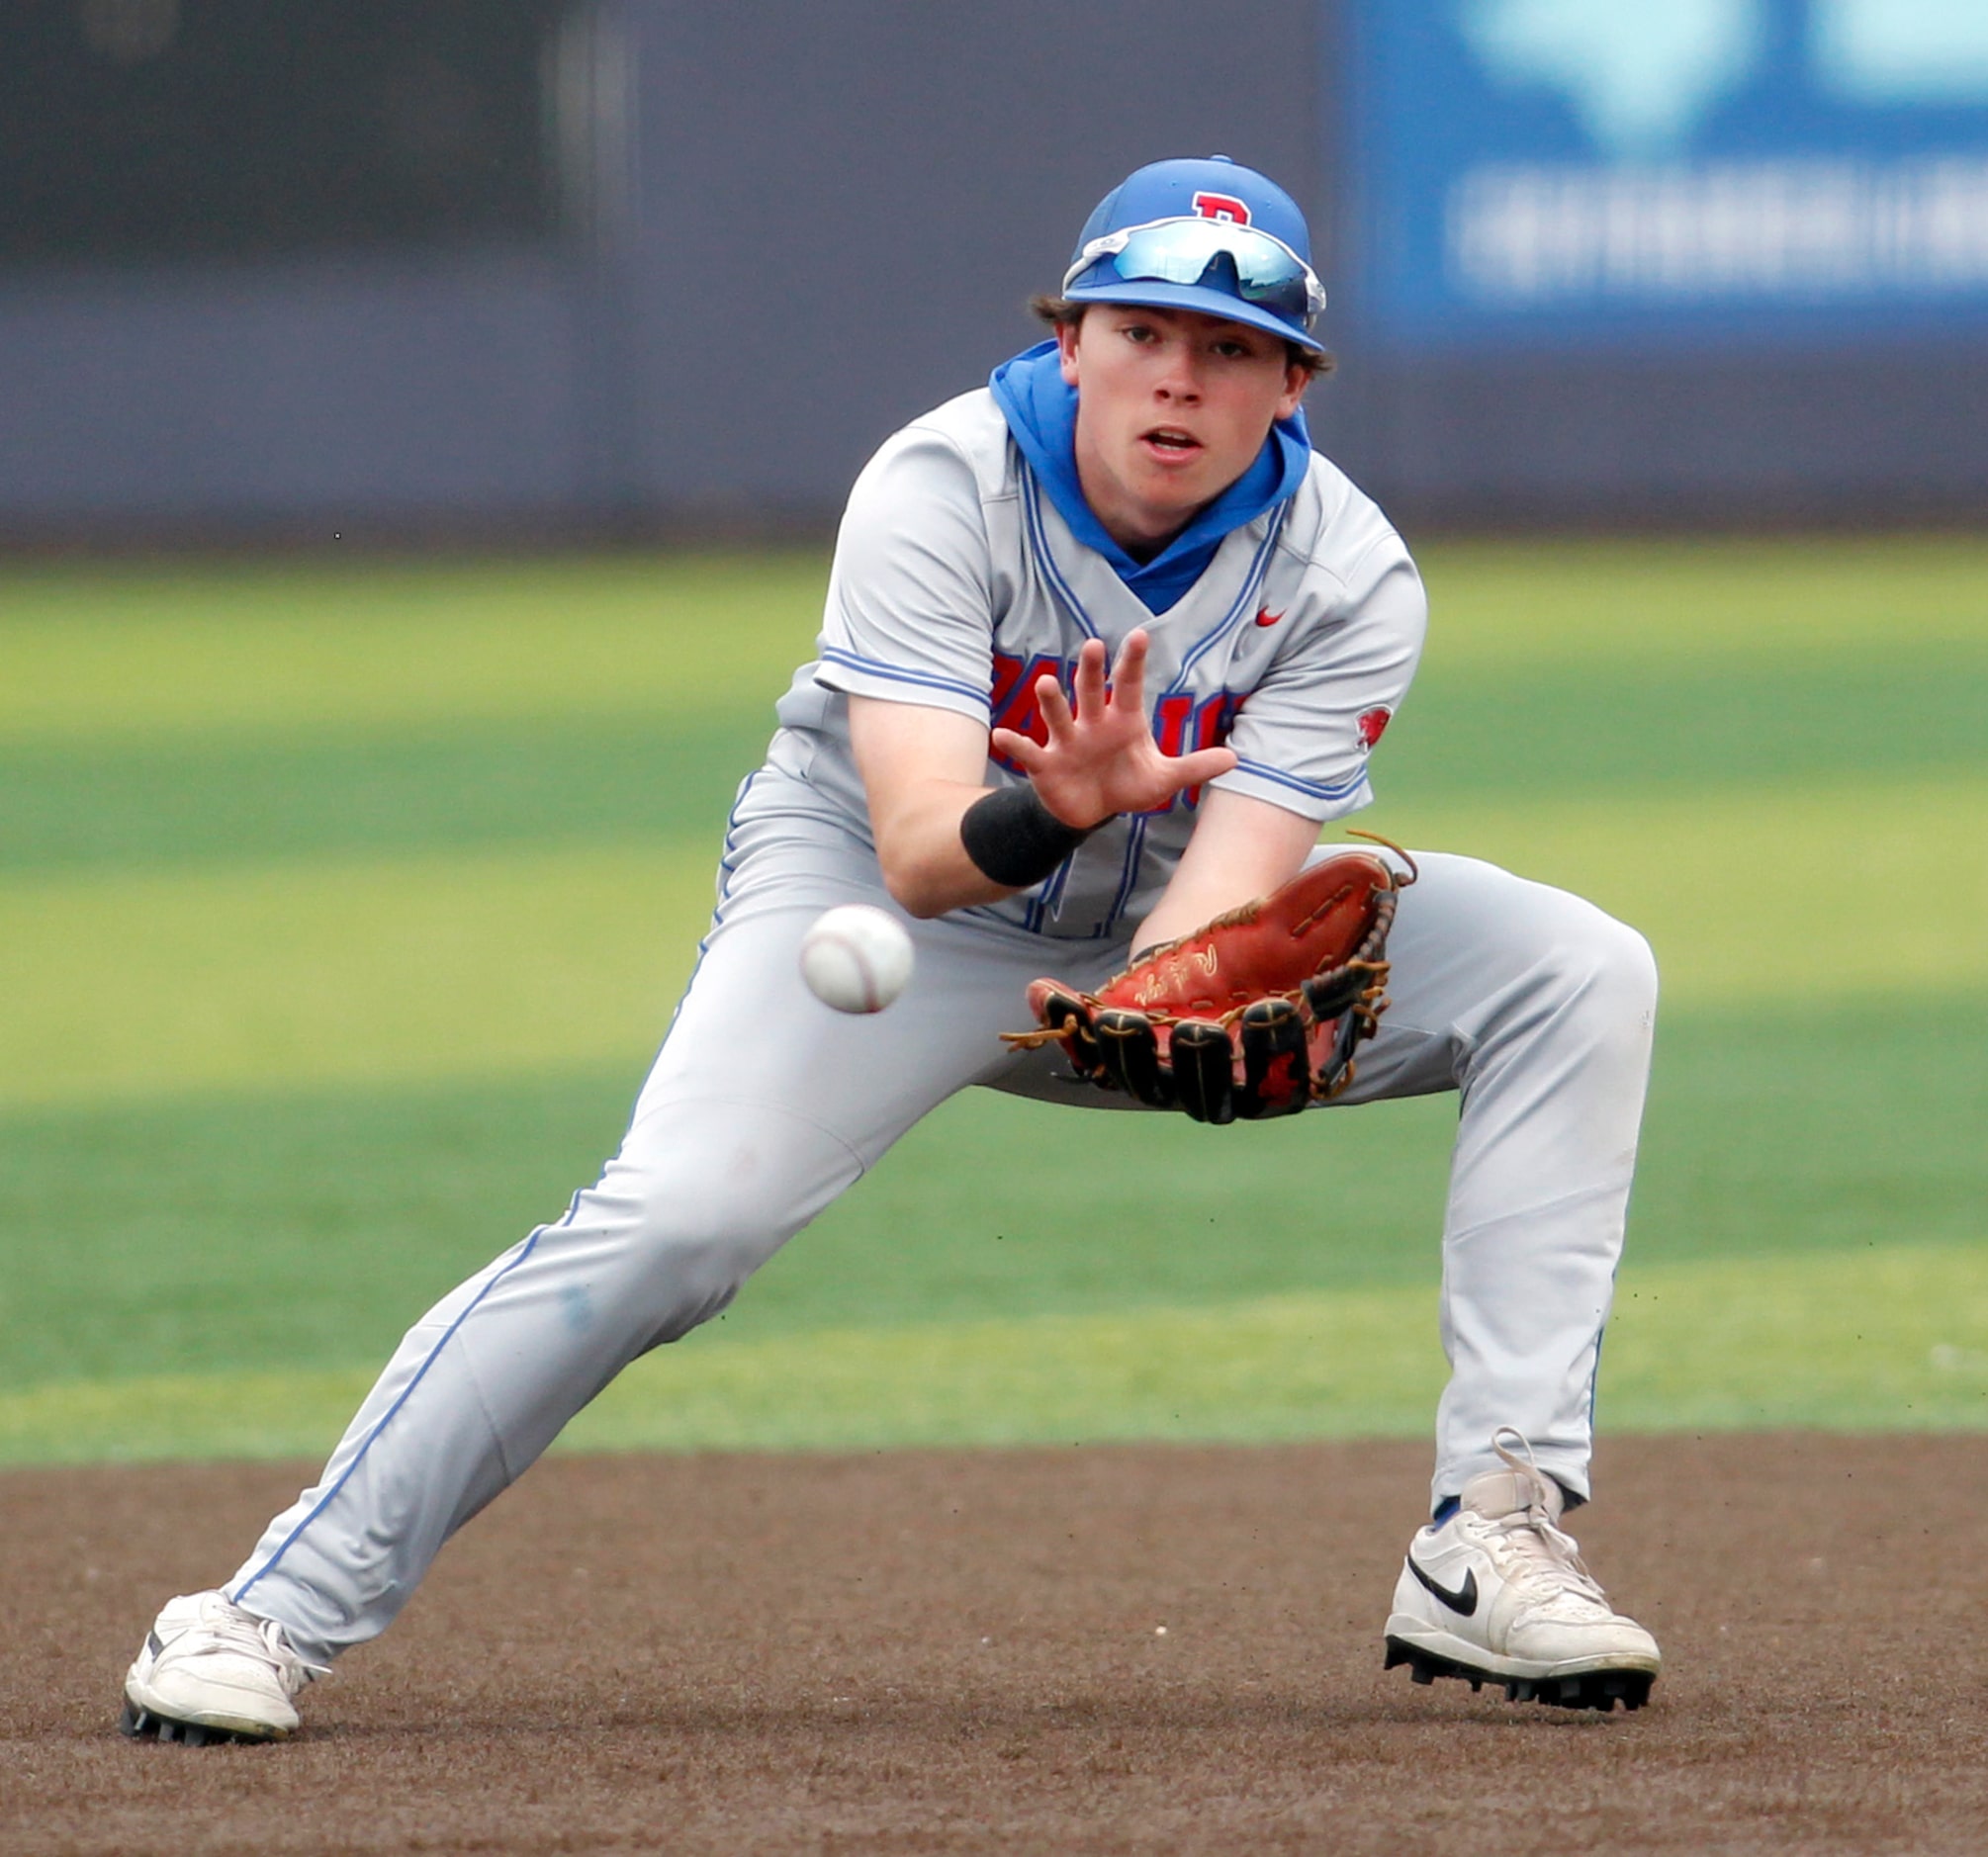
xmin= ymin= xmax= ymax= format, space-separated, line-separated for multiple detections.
xmin=4 ymin=1434 xmax=1985 ymax=1854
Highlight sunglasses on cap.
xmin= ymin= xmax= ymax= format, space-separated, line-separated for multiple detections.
xmin=1062 ymin=217 xmax=1326 ymax=324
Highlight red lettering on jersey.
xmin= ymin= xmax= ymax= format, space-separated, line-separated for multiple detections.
xmin=1193 ymin=191 xmax=1251 ymax=225
xmin=988 ymin=649 xmax=1032 ymax=720
xmin=1151 ymin=690 xmax=1245 ymax=813
xmin=1195 ymin=691 xmax=1243 ymax=754
xmin=991 ymin=650 xmax=1245 ymax=801
xmin=988 ymin=649 xmax=1073 ymax=772
xmin=1152 ymin=692 xmax=1195 ymax=758
xmin=1357 ymin=705 xmax=1393 ymax=750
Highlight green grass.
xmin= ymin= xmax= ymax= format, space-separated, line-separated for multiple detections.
xmin=7 ymin=772 xmax=1980 ymax=1110
xmin=2 ymin=996 xmax=1979 ymax=1395
xmin=0 ymin=554 xmax=828 ymax=742
xmin=4 ymin=650 xmax=1978 ymax=877
xmin=1378 ymin=649 xmax=1986 ymax=800
xmin=8 ymin=1242 xmax=1988 ymax=1467
xmin=2 ymin=538 xmax=1984 ymax=1464
xmin=0 ymin=718 xmax=769 ymax=875
xmin=0 ymin=842 xmax=714 ymax=1105
xmin=1411 ymin=533 xmax=1988 ymax=664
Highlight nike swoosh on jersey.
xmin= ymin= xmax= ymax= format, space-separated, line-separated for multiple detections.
xmin=1253 ymin=606 xmax=1284 ymax=627
xmin=1407 ymin=1555 xmax=1480 ymax=1618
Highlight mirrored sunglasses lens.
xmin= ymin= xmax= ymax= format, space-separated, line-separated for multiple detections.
xmin=1108 ymin=223 xmax=1310 ymax=317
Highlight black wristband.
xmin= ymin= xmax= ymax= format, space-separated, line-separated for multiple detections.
xmin=959 ymin=785 xmax=1099 ymax=888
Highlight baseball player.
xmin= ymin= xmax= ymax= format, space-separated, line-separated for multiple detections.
xmin=121 ymin=155 xmax=1662 ymax=1742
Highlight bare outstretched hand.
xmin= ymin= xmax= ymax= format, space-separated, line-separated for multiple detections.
xmin=988 ymin=630 xmax=1237 ymax=829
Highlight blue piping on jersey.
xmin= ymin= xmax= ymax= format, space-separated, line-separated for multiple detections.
xmin=1103 ymin=813 xmax=1151 ymax=935
xmin=818 ymin=645 xmax=988 ymax=707
xmin=1022 ymin=846 xmax=1095 ymax=933
xmin=1019 ymin=452 xmax=1284 ymax=754
xmin=1002 ymin=490 xmax=1129 ymax=938
xmin=1001 ymin=893 xmax=1120 ymax=941
xmin=1019 ymin=458 xmax=1278 ymax=673
xmin=1167 ymin=506 xmax=1285 ymax=689
xmin=1013 ymin=811 xmax=1149 ymax=941
xmin=1009 ymin=464 xmax=1342 ymax=935
xmin=1139 ymin=505 xmax=1283 ymax=914
xmin=1016 ymin=460 xmax=1100 ymax=942
xmin=230 ymin=1206 xmax=572 ymax=1608
xmin=1023 ymin=480 xmax=1347 ymax=825
xmin=1229 ymin=755 xmax=1368 ymax=804
xmin=1037 ymin=846 xmax=1074 ymax=919
xmin=1019 ymin=469 xmax=1102 ymax=641
xmin=1016 ymin=467 xmax=1278 ymax=940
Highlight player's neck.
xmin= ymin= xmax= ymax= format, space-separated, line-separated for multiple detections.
xmin=1115 ymin=522 xmax=1186 ymax=564
xmin=1073 ymin=456 xmax=1216 ymax=561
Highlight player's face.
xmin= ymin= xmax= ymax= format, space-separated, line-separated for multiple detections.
xmin=1057 ymin=307 xmax=1308 ymax=555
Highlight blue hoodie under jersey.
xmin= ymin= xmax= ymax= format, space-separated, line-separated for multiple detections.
xmin=988 ymin=339 xmax=1313 ymax=617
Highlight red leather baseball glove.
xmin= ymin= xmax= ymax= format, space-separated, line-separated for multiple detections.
xmin=1002 ymin=841 xmax=1412 ymax=1123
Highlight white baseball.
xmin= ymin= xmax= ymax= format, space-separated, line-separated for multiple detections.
xmin=799 ymin=905 xmax=915 ymax=1014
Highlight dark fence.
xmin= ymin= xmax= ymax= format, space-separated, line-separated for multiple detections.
xmin=1 ymin=0 xmax=1981 ymax=541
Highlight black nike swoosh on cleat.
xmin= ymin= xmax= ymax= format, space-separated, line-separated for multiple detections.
xmin=1407 ymin=1556 xmax=1479 ymax=1618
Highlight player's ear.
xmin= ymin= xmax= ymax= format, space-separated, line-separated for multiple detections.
xmin=1056 ymin=317 xmax=1082 ymax=388
xmin=1276 ymin=361 xmax=1309 ymax=418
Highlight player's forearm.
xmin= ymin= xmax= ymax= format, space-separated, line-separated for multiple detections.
xmin=851 ymin=697 xmax=1067 ymax=918
xmin=869 ymin=782 xmax=1021 ymax=918
xmin=850 ymin=690 xmax=1162 ymax=919
xmin=1130 ymin=790 xmax=1320 ymax=956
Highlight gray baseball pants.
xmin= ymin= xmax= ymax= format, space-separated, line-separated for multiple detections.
xmin=227 ymin=772 xmax=1657 ymax=1665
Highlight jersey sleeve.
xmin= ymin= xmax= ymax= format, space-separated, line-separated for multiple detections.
xmin=810 ymin=421 xmax=997 ymax=722
xmin=1211 ymin=527 xmax=1427 ymax=822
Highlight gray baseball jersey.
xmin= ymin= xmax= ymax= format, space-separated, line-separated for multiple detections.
xmin=770 ymin=388 xmax=1426 ymax=938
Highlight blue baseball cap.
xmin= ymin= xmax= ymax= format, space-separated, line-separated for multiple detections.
xmin=1060 ymin=155 xmax=1326 ymax=351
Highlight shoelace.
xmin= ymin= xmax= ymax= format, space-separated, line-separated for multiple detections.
xmin=1476 ymin=1430 xmax=1614 ymax=1615
xmin=189 ymin=1601 xmax=330 ymax=1690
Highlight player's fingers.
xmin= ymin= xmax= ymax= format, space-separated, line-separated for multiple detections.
xmin=989 ymin=727 xmax=1044 ymax=770
xmin=1159 ymin=747 xmax=1238 ymax=792
xmin=1109 ymin=630 xmax=1149 ymax=715
xmin=1034 ymin=672 xmax=1075 ymax=739
xmin=1070 ymin=639 xmax=1109 ymax=721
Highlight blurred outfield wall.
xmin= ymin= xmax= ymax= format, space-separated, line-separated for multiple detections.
xmin=1 ymin=0 xmax=1983 ymax=540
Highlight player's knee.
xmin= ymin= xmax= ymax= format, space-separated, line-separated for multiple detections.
xmin=613 ymin=1171 xmax=802 ymax=1330
xmin=1555 ymin=909 xmax=1659 ymax=1038
xmin=547 ymin=1102 xmax=860 ymax=1347
xmin=1592 ymin=914 xmax=1658 ymax=1010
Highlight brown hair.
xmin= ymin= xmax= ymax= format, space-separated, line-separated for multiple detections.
xmin=1029 ymin=294 xmax=1334 ymax=381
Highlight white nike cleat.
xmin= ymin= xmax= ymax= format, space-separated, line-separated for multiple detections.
xmin=1384 ymin=1429 xmax=1661 ymax=1713
xmin=120 ymin=1591 xmax=327 ymax=1744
